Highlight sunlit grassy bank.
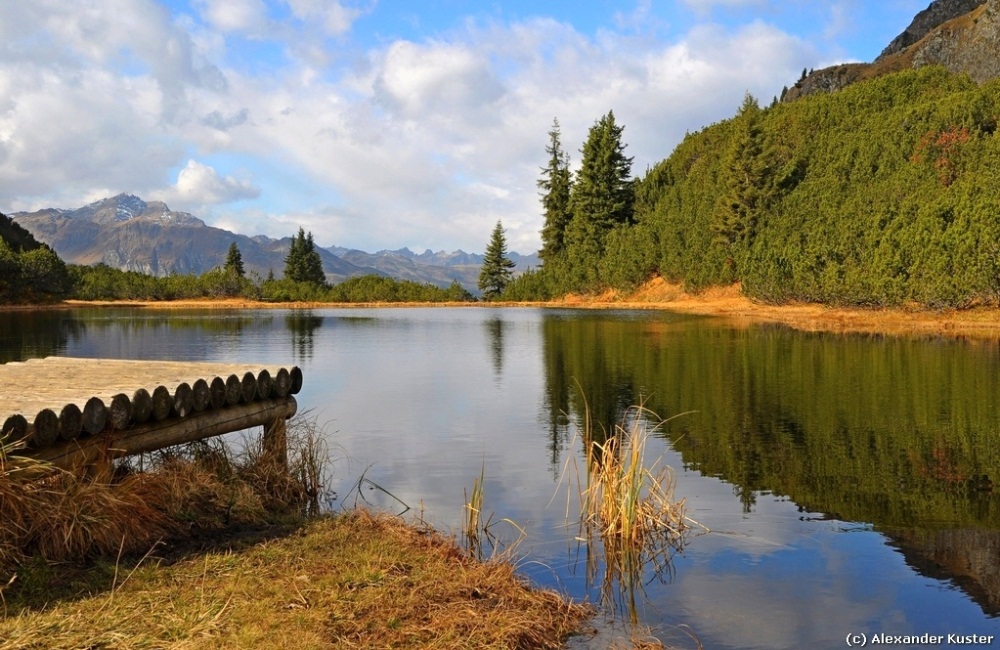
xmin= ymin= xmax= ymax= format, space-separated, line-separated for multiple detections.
xmin=0 ymin=422 xmax=594 ymax=650
xmin=0 ymin=511 xmax=591 ymax=650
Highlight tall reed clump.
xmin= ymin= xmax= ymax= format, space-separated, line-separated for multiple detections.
xmin=580 ymin=406 xmax=691 ymax=546
xmin=570 ymin=402 xmax=704 ymax=624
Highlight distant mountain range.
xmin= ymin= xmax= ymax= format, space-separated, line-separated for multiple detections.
xmin=10 ymin=194 xmax=539 ymax=293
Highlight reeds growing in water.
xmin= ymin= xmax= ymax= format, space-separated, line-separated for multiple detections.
xmin=565 ymin=399 xmax=705 ymax=630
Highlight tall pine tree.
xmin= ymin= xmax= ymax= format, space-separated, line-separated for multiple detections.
xmin=224 ymin=241 xmax=245 ymax=277
xmin=538 ymin=118 xmax=573 ymax=263
xmin=564 ymin=111 xmax=634 ymax=284
xmin=479 ymin=220 xmax=516 ymax=300
xmin=284 ymin=227 xmax=327 ymax=286
xmin=711 ymin=93 xmax=772 ymax=278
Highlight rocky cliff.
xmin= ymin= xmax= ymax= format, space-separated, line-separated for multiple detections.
xmin=783 ymin=0 xmax=996 ymax=102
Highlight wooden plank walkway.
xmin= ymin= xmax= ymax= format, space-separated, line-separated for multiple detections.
xmin=0 ymin=357 xmax=302 ymax=469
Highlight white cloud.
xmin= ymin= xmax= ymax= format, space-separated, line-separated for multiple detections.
xmin=193 ymin=0 xmax=269 ymax=35
xmin=0 ymin=1 xmax=818 ymax=253
xmin=284 ymin=0 xmax=366 ymax=36
xmin=681 ymin=0 xmax=769 ymax=12
xmin=151 ymin=159 xmax=260 ymax=209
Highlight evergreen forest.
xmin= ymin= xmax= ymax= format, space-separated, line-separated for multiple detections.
xmin=509 ymin=66 xmax=1000 ymax=308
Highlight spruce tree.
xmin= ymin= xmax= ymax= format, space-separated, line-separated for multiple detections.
xmin=538 ymin=118 xmax=573 ymax=263
xmin=479 ymin=220 xmax=516 ymax=300
xmin=564 ymin=111 xmax=634 ymax=284
xmin=284 ymin=227 xmax=327 ymax=286
xmin=711 ymin=93 xmax=771 ymax=269
xmin=224 ymin=241 xmax=245 ymax=277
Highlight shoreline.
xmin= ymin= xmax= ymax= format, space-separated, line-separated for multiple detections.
xmin=6 ymin=277 xmax=1000 ymax=339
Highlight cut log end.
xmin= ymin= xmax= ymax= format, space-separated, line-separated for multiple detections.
xmin=109 ymin=393 xmax=133 ymax=430
xmin=82 ymin=397 xmax=107 ymax=435
xmin=132 ymin=388 xmax=153 ymax=423
xmin=59 ymin=403 xmax=83 ymax=441
xmin=209 ymin=376 xmax=227 ymax=409
xmin=30 ymin=409 xmax=60 ymax=449
xmin=173 ymin=383 xmax=194 ymax=418
xmin=240 ymin=371 xmax=257 ymax=403
xmin=257 ymin=369 xmax=273 ymax=400
xmin=2 ymin=414 xmax=28 ymax=445
xmin=289 ymin=366 xmax=303 ymax=395
xmin=152 ymin=385 xmax=172 ymax=421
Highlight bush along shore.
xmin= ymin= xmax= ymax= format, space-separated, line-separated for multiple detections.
xmin=0 ymin=419 xmax=595 ymax=650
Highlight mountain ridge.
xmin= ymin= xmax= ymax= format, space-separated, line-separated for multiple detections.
xmin=11 ymin=193 xmax=538 ymax=293
xmin=783 ymin=0 xmax=997 ymax=102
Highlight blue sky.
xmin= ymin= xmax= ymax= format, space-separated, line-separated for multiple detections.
xmin=0 ymin=0 xmax=930 ymax=253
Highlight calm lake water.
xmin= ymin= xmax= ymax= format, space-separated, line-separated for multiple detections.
xmin=4 ymin=306 xmax=1000 ymax=649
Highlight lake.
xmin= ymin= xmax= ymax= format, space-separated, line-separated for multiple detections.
xmin=3 ymin=306 xmax=1000 ymax=649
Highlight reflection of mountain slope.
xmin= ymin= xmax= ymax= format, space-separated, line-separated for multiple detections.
xmin=889 ymin=528 xmax=1000 ymax=616
xmin=538 ymin=314 xmax=1000 ymax=615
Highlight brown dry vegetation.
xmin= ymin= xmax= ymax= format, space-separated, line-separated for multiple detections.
xmin=547 ymin=279 xmax=1000 ymax=340
xmin=0 ymin=424 xmax=595 ymax=650
xmin=0 ymin=511 xmax=592 ymax=650
xmin=35 ymin=277 xmax=1000 ymax=341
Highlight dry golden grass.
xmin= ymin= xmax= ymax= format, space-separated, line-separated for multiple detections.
xmin=2 ymin=422 xmax=594 ymax=649
xmin=0 ymin=511 xmax=592 ymax=650
xmin=21 ymin=276 xmax=1000 ymax=341
xmin=557 ymin=278 xmax=1000 ymax=340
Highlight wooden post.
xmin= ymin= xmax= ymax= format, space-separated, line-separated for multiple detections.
xmin=262 ymin=413 xmax=288 ymax=472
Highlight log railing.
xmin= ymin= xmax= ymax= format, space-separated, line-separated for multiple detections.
xmin=0 ymin=359 xmax=303 ymax=473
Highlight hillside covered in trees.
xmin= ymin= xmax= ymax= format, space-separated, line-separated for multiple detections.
xmin=509 ymin=66 xmax=1000 ymax=309
xmin=0 ymin=213 xmax=72 ymax=303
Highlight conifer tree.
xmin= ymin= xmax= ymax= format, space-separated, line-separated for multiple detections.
xmin=711 ymin=94 xmax=770 ymax=257
xmin=284 ymin=227 xmax=327 ymax=286
xmin=479 ymin=220 xmax=516 ymax=300
xmin=564 ymin=111 xmax=634 ymax=282
xmin=538 ymin=118 xmax=573 ymax=263
xmin=224 ymin=241 xmax=245 ymax=277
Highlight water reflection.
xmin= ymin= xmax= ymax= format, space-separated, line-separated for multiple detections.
xmin=539 ymin=311 xmax=1000 ymax=619
xmin=484 ymin=316 xmax=506 ymax=377
xmin=0 ymin=310 xmax=80 ymax=363
xmin=4 ymin=307 xmax=1000 ymax=645
xmin=286 ymin=311 xmax=324 ymax=361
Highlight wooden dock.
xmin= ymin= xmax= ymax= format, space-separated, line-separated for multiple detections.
xmin=0 ymin=357 xmax=302 ymax=471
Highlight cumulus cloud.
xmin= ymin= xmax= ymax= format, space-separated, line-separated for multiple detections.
xmin=0 ymin=0 xmax=819 ymax=252
xmin=192 ymin=0 xmax=269 ymax=35
xmin=152 ymin=160 xmax=260 ymax=208
xmin=284 ymin=0 xmax=366 ymax=36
